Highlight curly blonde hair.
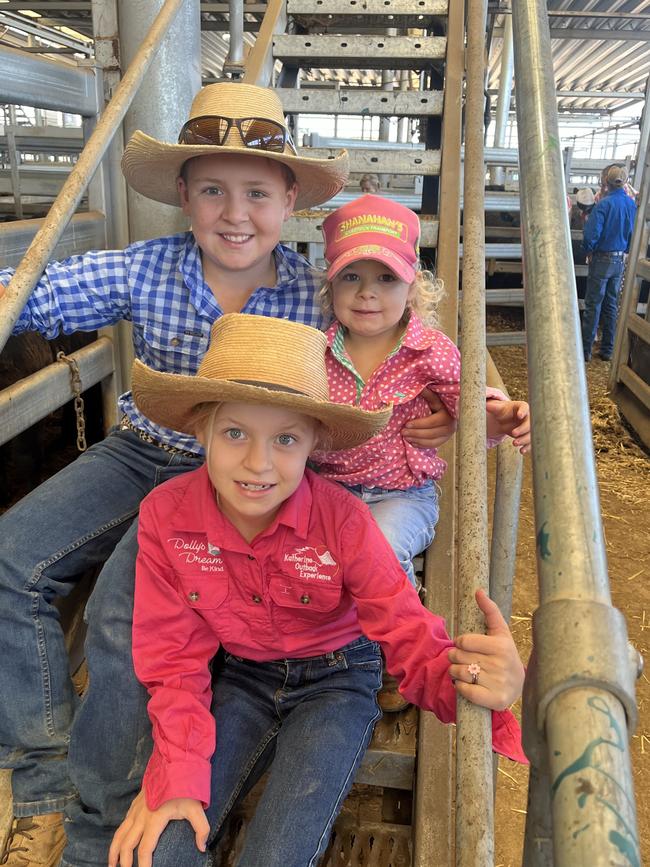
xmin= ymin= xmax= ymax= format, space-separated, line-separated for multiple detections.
xmin=317 ymin=266 xmax=445 ymax=330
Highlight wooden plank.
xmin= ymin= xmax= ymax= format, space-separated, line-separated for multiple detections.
xmin=619 ymin=363 xmax=650 ymax=410
xmin=611 ymin=382 xmax=650 ymax=450
xmin=413 ymin=2 xmax=463 ymax=865
xmin=627 ymin=312 xmax=650 ymax=345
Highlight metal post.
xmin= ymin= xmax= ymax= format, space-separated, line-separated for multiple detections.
xmin=511 ymin=2 xmax=640 ymax=864
xmin=455 ymin=2 xmax=493 ymax=865
xmin=119 ymin=0 xmax=201 ymax=243
xmin=632 ymin=74 xmax=650 ymax=189
xmin=223 ymin=0 xmax=245 ymax=77
xmin=486 ymin=353 xmax=522 ymax=623
xmin=489 ymin=4 xmax=513 ymax=187
xmin=413 ymin=5 xmax=464 ymax=865
xmin=0 ymin=0 xmax=189 ymax=352
xmin=398 ymin=70 xmax=409 ymax=143
xmin=91 ymin=0 xmax=133 ymax=416
xmin=379 ymin=44 xmax=395 ymax=189
xmin=6 ymin=105 xmax=23 ymax=221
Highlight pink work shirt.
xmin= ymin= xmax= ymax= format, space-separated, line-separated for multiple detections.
xmin=312 ymin=316 xmax=504 ymax=489
xmin=133 ymin=466 xmax=525 ymax=810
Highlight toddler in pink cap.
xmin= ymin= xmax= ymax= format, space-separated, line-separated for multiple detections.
xmin=312 ymin=194 xmax=530 ymax=596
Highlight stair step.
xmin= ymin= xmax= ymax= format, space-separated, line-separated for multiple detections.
xmin=288 ymin=0 xmax=447 ymax=28
xmin=282 ymin=210 xmax=439 ymax=245
xmin=300 ymin=146 xmax=441 ymax=175
xmin=273 ymin=34 xmax=446 ymax=69
xmin=357 ymin=705 xmax=417 ymax=790
xmin=278 ymin=87 xmax=443 ymax=116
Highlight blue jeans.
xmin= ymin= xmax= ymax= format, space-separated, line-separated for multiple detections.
xmin=581 ymin=253 xmax=625 ymax=358
xmin=0 ymin=429 xmax=201 ymax=867
xmin=344 ymin=482 xmax=439 ymax=587
xmin=151 ymin=637 xmax=382 ymax=867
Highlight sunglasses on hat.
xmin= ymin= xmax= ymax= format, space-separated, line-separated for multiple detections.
xmin=178 ymin=115 xmax=297 ymax=155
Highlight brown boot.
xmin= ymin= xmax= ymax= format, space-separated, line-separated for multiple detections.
xmin=0 ymin=813 xmax=65 ymax=866
xmin=377 ymin=670 xmax=410 ymax=713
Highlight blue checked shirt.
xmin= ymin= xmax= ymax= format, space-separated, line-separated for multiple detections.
xmin=6 ymin=232 xmax=324 ymax=453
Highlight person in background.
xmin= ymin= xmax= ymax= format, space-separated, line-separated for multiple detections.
xmin=359 ymin=173 xmax=381 ymax=194
xmin=594 ymin=163 xmax=637 ymax=205
xmin=582 ymin=165 xmax=637 ymax=362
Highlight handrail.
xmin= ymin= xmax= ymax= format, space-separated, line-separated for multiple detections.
xmin=454 ymin=1 xmax=494 ymax=865
xmin=511 ymin=1 xmax=640 ymax=864
xmin=242 ymin=0 xmax=286 ymax=87
xmin=0 ymin=0 xmax=186 ymax=354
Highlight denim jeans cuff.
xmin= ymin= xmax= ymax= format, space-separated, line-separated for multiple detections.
xmin=12 ymin=793 xmax=76 ymax=817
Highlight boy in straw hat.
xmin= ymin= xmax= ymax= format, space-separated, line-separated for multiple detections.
xmin=109 ymin=313 xmax=525 ymax=867
xmin=0 ymin=81 xmax=455 ymax=867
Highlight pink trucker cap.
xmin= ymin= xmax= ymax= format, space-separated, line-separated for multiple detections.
xmin=322 ymin=194 xmax=421 ymax=283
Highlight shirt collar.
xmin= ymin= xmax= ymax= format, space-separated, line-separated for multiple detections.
xmin=171 ymin=465 xmax=312 ymax=550
xmin=181 ymin=238 xmax=299 ymax=310
xmin=273 ymin=244 xmax=300 ymax=287
xmin=326 ymin=313 xmax=436 ymax=351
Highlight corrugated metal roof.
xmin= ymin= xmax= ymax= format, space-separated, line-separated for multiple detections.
xmin=488 ymin=0 xmax=650 ymax=114
xmin=0 ymin=0 xmax=648 ymax=112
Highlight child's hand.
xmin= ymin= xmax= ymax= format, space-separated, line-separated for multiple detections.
xmin=108 ymin=790 xmax=209 ymax=867
xmin=403 ymin=388 xmax=457 ymax=448
xmin=486 ymin=399 xmax=531 ymax=453
xmin=447 ymin=589 xmax=525 ymax=711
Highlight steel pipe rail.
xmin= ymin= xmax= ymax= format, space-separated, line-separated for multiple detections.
xmin=0 ymin=44 xmax=98 ymax=115
xmin=0 ymin=0 xmax=186 ymax=354
xmin=455 ymin=2 xmax=494 ymax=865
xmin=511 ymin=2 xmax=640 ymax=865
xmin=0 ymin=337 xmax=114 ymax=446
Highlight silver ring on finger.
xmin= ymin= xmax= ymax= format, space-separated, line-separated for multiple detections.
xmin=468 ymin=662 xmax=480 ymax=685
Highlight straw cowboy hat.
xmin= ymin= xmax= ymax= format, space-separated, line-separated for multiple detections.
xmin=122 ymin=82 xmax=349 ymax=210
xmin=131 ymin=314 xmax=391 ymax=450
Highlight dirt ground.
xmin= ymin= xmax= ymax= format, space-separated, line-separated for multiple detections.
xmin=489 ymin=346 xmax=650 ymax=866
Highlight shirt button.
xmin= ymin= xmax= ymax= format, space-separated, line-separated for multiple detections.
xmin=252 ymin=594 xmax=262 ymax=604
xmin=247 ymin=554 xmax=255 ymax=561
xmin=170 ymin=337 xmax=181 ymax=346
xmin=300 ymin=594 xmax=310 ymax=605
xmin=188 ymin=591 xmax=200 ymax=602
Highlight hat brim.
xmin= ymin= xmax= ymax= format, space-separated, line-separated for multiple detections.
xmin=327 ymin=244 xmax=416 ymax=284
xmin=122 ymin=132 xmax=349 ymax=211
xmin=131 ymin=360 xmax=390 ymax=451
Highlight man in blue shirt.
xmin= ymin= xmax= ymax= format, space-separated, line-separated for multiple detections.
xmin=581 ymin=165 xmax=637 ymax=362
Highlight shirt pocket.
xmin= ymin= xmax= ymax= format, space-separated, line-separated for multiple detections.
xmin=268 ymin=574 xmax=343 ymax=633
xmin=177 ymin=574 xmax=229 ymax=611
xmin=140 ymin=320 xmax=209 ymax=375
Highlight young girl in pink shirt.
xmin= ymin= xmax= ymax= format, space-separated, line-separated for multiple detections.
xmin=312 ymin=195 xmax=531 ymax=588
xmin=109 ymin=313 xmax=526 ymax=867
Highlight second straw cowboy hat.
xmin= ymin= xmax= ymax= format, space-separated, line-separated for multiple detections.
xmin=131 ymin=314 xmax=391 ymax=450
xmin=121 ymin=82 xmax=349 ymax=211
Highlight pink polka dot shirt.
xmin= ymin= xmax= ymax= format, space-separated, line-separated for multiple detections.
xmin=312 ymin=315 xmax=504 ymax=490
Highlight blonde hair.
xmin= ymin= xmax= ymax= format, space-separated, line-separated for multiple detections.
xmin=318 ymin=266 xmax=445 ymax=330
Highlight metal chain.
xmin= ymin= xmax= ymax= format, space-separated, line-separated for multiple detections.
xmin=56 ymin=351 xmax=87 ymax=452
